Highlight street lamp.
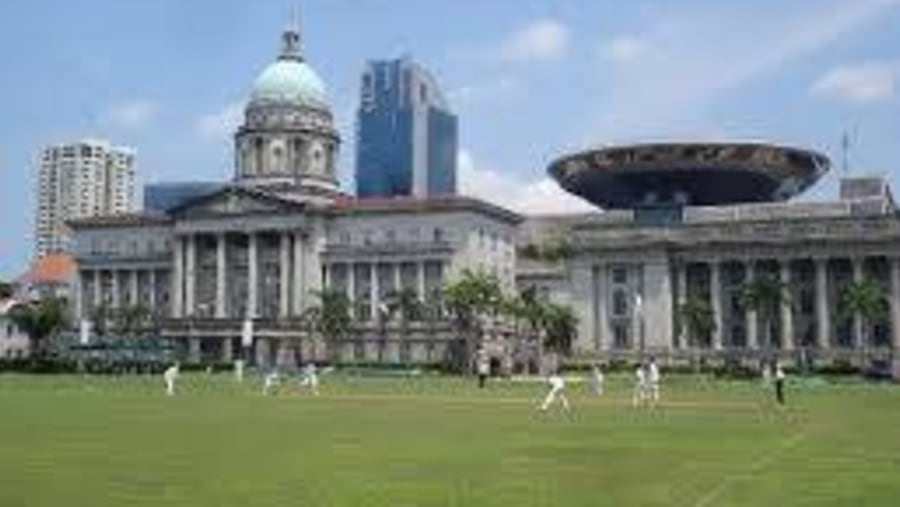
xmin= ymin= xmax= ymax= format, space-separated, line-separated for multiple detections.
xmin=634 ymin=292 xmax=645 ymax=361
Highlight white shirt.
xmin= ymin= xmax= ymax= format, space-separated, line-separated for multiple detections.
xmin=649 ymin=363 xmax=660 ymax=383
xmin=775 ymin=367 xmax=785 ymax=381
xmin=164 ymin=366 xmax=179 ymax=382
xmin=548 ymin=374 xmax=565 ymax=390
xmin=635 ymin=367 xmax=646 ymax=385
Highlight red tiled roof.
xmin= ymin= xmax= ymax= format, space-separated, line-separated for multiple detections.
xmin=19 ymin=253 xmax=76 ymax=284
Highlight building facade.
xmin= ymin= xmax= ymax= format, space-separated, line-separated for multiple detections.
xmin=69 ymin=23 xmax=517 ymax=367
xmin=144 ymin=182 xmax=222 ymax=213
xmin=66 ymin=20 xmax=900 ymax=372
xmin=518 ymin=176 xmax=900 ymax=367
xmin=35 ymin=140 xmax=135 ymax=256
xmin=355 ymin=57 xmax=457 ymax=199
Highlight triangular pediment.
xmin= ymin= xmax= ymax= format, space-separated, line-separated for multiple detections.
xmin=169 ymin=185 xmax=305 ymax=218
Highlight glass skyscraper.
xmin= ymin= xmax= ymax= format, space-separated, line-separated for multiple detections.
xmin=355 ymin=58 xmax=458 ymax=198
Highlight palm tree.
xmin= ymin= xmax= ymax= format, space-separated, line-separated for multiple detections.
xmin=740 ymin=273 xmax=787 ymax=354
xmin=302 ymin=289 xmax=353 ymax=362
xmin=442 ymin=269 xmax=504 ymax=372
xmin=9 ymin=297 xmax=68 ymax=358
xmin=840 ymin=279 xmax=889 ymax=349
xmin=676 ymin=298 xmax=715 ymax=370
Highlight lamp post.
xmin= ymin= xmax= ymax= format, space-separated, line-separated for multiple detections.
xmin=634 ymin=292 xmax=645 ymax=361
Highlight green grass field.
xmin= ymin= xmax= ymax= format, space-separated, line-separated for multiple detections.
xmin=0 ymin=372 xmax=898 ymax=507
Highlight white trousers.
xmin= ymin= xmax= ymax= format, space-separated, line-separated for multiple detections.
xmin=165 ymin=379 xmax=175 ymax=396
xmin=540 ymin=386 xmax=569 ymax=411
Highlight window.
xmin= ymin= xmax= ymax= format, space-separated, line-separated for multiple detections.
xmin=385 ymin=230 xmax=396 ymax=243
xmin=354 ymin=342 xmax=365 ymax=361
xmin=433 ymin=227 xmax=444 ymax=243
xmin=400 ymin=341 xmax=412 ymax=364
xmin=612 ymin=266 xmax=628 ymax=284
xmin=612 ymin=289 xmax=630 ymax=317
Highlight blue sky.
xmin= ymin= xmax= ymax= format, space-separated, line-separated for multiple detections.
xmin=1 ymin=0 xmax=898 ymax=277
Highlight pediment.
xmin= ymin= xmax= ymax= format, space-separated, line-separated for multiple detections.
xmin=170 ymin=186 xmax=303 ymax=218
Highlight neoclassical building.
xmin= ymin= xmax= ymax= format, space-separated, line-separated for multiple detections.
xmin=69 ymin=22 xmax=520 ymax=366
xmin=70 ymin=23 xmax=900 ymax=371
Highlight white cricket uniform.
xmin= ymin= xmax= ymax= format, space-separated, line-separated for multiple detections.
xmin=648 ymin=362 xmax=660 ymax=402
xmin=300 ymin=364 xmax=320 ymax=395
xmin=540 ymin=374 xmax=570 ymax=411
xmin=591 ymin=367 xmax=604 ymax=396
xmin=164 ymin=366 xmax=179 ymax=396
xmin=633 ymin=366 xmax=647 ymax=406
xmin=263 ymin=372 xmax=280 ymax=395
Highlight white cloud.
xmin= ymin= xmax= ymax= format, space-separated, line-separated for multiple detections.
xmin=602 ymin=36 xmax=647 ymax=63
xmin=194 ymin=102 xmax=244 ymax=142
xmin=588 ymin=0 xmax=900 ymax=142
xmin=498 ymin=19 xmax=569 ymax=62
xmin=105 ymin=100 xmax=160 ymax=129
xmin=458 ymin=149 xmax=595 ymax=215
xmin=811 ymin=61 xmax=897 ymax=103
xmin=448 ymin=77 xmax=526 ymax=108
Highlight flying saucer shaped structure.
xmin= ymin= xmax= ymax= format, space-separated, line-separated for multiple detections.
xmin=549 ymin=142 xmax=830 ymax=209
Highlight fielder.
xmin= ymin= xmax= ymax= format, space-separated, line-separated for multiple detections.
xmin=540 ymin=372 xmax=570 ymax=411
xmin=164 ymin=363 xmax=180 ymax=396
xmin=647 ymin=358 xmax=661 ymax=405
xmin=263 ymin=370 xmax=280 ymax=395
xmin=590 ymin=363 xmax=604 ymax=396
xmin=299 ymin=362 xmax=320 ymax=396
xmin=632 ymin=363 xmax=647 ymax=407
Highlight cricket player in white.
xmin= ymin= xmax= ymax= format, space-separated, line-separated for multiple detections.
xmin=633 ymin=363 xmax=647 ymax=407
xmin=164 ymin=363 xmax=179 ymax=396
xmin=299 ymin=363 xmax=320 ymax=396
xmin=263 ymin=371 xmax=280 ymax=395
xmin=540 ymin=372 xmax=570 ymax=411
xmin=648 ymin=358 xmax=661 ymax=404
xmin=590 ymin=363 xmax=604 ymax=396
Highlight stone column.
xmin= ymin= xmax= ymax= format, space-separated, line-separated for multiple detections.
xmin=148 ymin=269 xmax=157 ymax=310
xmin=676 ymin=264 xmax=688 ymax=349
xmin=745 ymin=261 xmax=758 ymax=350
xmin=393 ymin=263 xmax=401 ymax=294
xmin=292 ymin=232 xmax=305 ymax=316
xmin=279 ymin=233 xmax=291 ymax=318
xmin=815 ymin=258 xmax=830 ymax=349
xmin=570 ymin=262 xmax=596 ymax=354
xmin=643 ymin=260 xmax=673 ymax=354
xmin=185 ymin=234 xmax=196 ymax=317
xmin=891 ymin=258 xmax=900 ymax=351
xmin=93 ymin=270 xmax=102 ymax=309
xmin=780 ymin=260 xmax=794 ymax=351
xmin=111 ymin=269 xmax=121 ymax=309
xmin=221 ymin=337 xmax=233 ymax=363
xmin=347 ymin=262 xmax=356 ymax=303
xmin=215 ymin=233 xmax=227 ymax=318
xmin=595 ymin=263 xmax=609 ymax=351
xmin=852 ymin=257 xmax=864 ymax=348
xmin=247 ymin=232 xmax=258 ymax=319
xmin=710 ymin=260 xmax=723 ymax=350
xmin=129 ymin=270 xmax=139 ymax=307
xmin=172 ymin=236 xmax=184 ymax=318
xmin=74 ymin=270 xmax=84 ymax=321
xmin=188 ymin=337 xmax=201 ymax=364
xmin=417 ymin=261 xmax=426 ymax=301
xmin=369 ymin=263 xmax=379 ymax=322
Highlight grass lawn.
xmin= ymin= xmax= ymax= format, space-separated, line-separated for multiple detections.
xmin=0 ymin=372 xmax=898 ymax=506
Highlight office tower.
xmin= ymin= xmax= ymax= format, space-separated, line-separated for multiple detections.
xmin=355 ymin=58 xmax=457 ymax=198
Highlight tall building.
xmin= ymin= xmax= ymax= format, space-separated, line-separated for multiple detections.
xmin=144 ymin=182 xmax=222 ymax=213
xmin=34 ymin=140 xmax=135 ymax=256
xmin=355 ymin=57 xmax=458 ymax=199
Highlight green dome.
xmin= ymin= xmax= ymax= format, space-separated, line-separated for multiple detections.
xmin=250 ymin=59 xmax=328 ymax=108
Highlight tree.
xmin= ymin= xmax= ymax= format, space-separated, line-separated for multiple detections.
xmin=676 ymin=298 xmax=715 ymax=370
xmin=0 ymin=281 xmax=14 ymax=299
xmin=9 ymin=297 xmax=68 ymax=358
xmin=90 ymin=304 xmax=112 ymax=338
xmin=385 ymin=288 xmax=423 ymax=325
xmin=740 ymin=274 xmax=787 ymax=353
xmin=302 ymin=289 xmax=353 ymax=362
xmin=114 ymin=304 xmax=151 ymax=337
xmin=442 ymin=269 xmax=504 ymax=372
xmin=541 ymin=302 xmax=578 ymax=356
xmin=840 ymin=279 xmax=889 ymax=348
